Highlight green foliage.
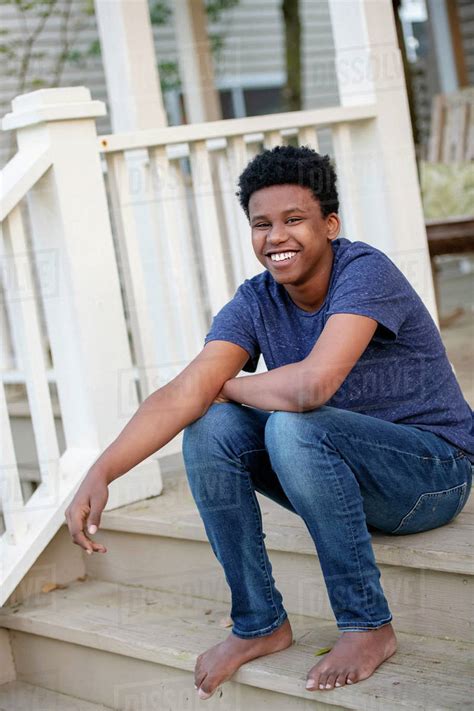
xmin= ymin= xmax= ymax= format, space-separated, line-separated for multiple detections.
xmin=209 ymin=33 xmax=224 ymax=57
xmin=150 ymin=0 xmax=240 ymax=93
xmin=65 ymin=49 xmax=83 ymax=64
xmin=149 ymin=0 xmax=171 ymax=25
xmin=83 ymin=0 xmax=94 ymax=16
xmin=149 ymin=0 xmax=240 ymax=26
xmin=205 ymin=0 xmax=239 ymax=23
xmin=30 ymin=77 xmax=46 ymax=88
xmin=0 ymin=0 xmax=55 ymax=11
xmin=1 ymin=0 xmax=240 ymax=102
xmin=158 ymin=60 xmax=181 ymax=92
xmin=420 ymin=162 xmax=474 ymax=219
xmin=86 ymin=39 xmax=101 ymax=58
xmin=0 ymin=0 xmax=99 ymax=94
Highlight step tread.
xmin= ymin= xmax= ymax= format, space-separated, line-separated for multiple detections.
xmin=100 ymin=470 xmax=474 ymax=575
xmin=0 ymin=680 xmax=112 ymax=710
xmin=0 ymin=579 xmax=471 ymax=710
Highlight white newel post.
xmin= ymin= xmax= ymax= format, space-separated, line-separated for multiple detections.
xmin=2 ymin=87 xmax=163 ymax=508
xmin=329 ymin=0 xmax=438 ymax=325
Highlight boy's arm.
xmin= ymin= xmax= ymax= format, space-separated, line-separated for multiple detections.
xmin=65 ymin=340 xmax=250 ymax=553
xmin=220 ymin=313 xmax=378 ymax=411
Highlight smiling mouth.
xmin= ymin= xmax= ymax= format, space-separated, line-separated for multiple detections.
xmin=266 ymin=251 xmax=299 ymax=267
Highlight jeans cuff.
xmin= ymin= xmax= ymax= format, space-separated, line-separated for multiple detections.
xmin=337 ymin=615 xmax=392 ymax=632
xmin=231 ymin=610 xmax=288 ymax=639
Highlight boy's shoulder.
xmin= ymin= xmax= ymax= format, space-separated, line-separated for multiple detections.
xmin=335 ymin=237 xmax=395 ymax=265
xmin=241 ymin=238 xmax=396 ymax=294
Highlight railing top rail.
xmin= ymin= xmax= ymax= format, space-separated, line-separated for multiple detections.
xmin=0 ymin=146 xmax=52 ymax=222
xmin=98 ymin=104 xmax=378 ymax=154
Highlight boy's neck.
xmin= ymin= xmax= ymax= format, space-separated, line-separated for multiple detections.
xmin=285 ymin=241 xmax=335 ymax=313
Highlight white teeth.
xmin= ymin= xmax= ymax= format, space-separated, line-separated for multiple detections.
xmin=270 ymin=251 xmax=297 ymax=262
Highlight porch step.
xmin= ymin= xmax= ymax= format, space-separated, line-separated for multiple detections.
xmin=0 ymin=680 xmax=112 ymax=710
xmin=1 ymin=578 xmax=472 ymax=710
xmin=86 ymin=467 xmax=474 ymax=642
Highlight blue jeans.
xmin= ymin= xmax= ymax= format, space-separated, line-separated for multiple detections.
xmin=182 ymin=403 xmax=472 ymax=638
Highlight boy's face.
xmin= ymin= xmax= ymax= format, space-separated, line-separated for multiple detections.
xmin=249 ymin=184 xmax=340 ymax=288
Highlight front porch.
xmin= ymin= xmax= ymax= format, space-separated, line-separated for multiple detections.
xmin=0 ymin=0 xmax=472 ymax=707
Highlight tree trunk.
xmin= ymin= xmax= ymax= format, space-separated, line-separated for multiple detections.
xmin=282 ymin=0 xmax=301 ymax=112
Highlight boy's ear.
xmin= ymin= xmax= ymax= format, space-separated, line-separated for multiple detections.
xmin=327 ymin=212 xmax=341 ymax=239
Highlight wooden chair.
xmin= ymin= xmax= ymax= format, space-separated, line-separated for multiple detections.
xmin=423 ymin=87 xmax=474 ymax=327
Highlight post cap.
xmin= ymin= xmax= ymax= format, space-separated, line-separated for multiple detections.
xmin=2 ymin=87 xmax=107 ymax=132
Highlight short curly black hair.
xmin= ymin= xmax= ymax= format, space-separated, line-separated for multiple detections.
xmin=236 ymin=145 xmax=339 ymax=219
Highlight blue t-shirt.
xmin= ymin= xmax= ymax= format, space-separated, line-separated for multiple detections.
xmin=204 ymin=237 xmax=474 ymax=462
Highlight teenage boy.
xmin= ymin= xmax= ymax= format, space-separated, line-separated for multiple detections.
xmin=66 ymin=146 xmax=473 ymax=700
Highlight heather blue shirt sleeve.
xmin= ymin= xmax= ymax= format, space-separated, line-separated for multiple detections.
xmin=204 ymin=283 xmax=260 ymax=372
xmin=326 ymin=250 xmax=412 ymax=340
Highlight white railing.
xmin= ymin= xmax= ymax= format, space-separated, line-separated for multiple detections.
xmin=0 ymin=88 xmax=164 ymax=605
xmin=0 ymin=0 xmax=437 ymax=605
xmin=97 ymin=103 xmax=380 ymax=401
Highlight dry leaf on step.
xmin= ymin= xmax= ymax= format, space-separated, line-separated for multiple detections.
xmin=219 ymin=616 xmax=233 ymax=628
xmin=314 ymin=647 xmax=332 ymax=656
xmin=41 ymin=582 xmax=67 ymax=593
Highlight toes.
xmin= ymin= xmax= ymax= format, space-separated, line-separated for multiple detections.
xmin=317 ymin=672 xmax=329 ymax=690
xmin=305 ymin=663 xmax=322 ymax=691
xmin=324 ymin=672 xmax=338 ymax=689
xmin=199 ymin=676 xmax=219 ymax=699
xmin=195 ymin=669 xmax=207 ymax=690
xmin=334 ymin=671 xmax=349 ymax=687
xmin=198 ymin=687 xmax=215 ymax=700
xmin=346 ymin=671 xmax=357 ymax=685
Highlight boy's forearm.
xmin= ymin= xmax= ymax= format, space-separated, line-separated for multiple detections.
xmin=90 ymin=377 xmax=207 ymax=485
xmin=221 ymin=361 xmax=322 ymax=412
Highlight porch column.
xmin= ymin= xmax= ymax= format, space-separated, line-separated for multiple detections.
xmin=94 ymin=0 xmax=167 ymax=132
xmin=328 ymin=0 xmax=438 ymax=324
xmin=427 ymin=0 xmax=459 ymax=93
xmin=173 ymin=0 xmax=222 ymax=123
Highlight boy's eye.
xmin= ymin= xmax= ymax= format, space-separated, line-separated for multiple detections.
xmin=254 ymin=218 xmax=301 ymax=228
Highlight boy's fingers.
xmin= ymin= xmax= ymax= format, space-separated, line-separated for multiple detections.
xmin=67 ymin=509 xmax=94 ymax=553
xmin=71 ymin=530 xmax=93 ymax=553
xmin=91 ymin=541 xmax=107 ymax=554
xmin=87 ymin=497 xmax=105 ymax=534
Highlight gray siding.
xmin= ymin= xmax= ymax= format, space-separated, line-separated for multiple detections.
xmin=458 ymin=0 xmax=474 ymax=86
xmin=1 ymin=0 xmax=339 ymax=167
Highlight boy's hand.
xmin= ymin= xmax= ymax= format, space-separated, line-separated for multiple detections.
xmin=65 ymin=471 xmax=109 ymax=555
xmin=212 ymin=390 xmax=230 ymax=404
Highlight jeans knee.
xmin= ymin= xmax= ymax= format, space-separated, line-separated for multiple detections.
xmin=182 ymin=402 xmax=243 ymax=463
xmin=264 ymin=410 xmax=328 ymax=473
xmin=265 ymin=411 xmax=304 ymax=466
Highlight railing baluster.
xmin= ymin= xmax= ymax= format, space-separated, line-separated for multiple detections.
xmin=331 ymin=123 xmax=364 ymax=241
xmin=298 ymin=126 xmax=320 ymax=151
xmin=3 ymin=206 xmax=60 ymax=493
xmin=227 ymin=136 xmax=263 ymax=282
xmin=106 ymin=151 xmax=172 ymax=398
xmin=0 ymin=349 xmax=26 ymax=545
xmin=189 ymin=140 xmax=232 ymax=315
xmin=264 ymin=130 xmax=282 ymax=149
xmin=149 ymin=146 xmax=207 ymax=359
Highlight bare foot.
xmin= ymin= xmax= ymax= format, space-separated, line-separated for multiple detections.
xmin=305 ymin=623 xmax=397 ymax=691
xmin=195 ymin=618 xmax=293 ymax=699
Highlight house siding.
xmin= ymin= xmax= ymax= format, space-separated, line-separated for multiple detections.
xmin=458 ymin=0 xmax=474 ymax=86
xmin=1 ymin=0 xmax=341 ymax=165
